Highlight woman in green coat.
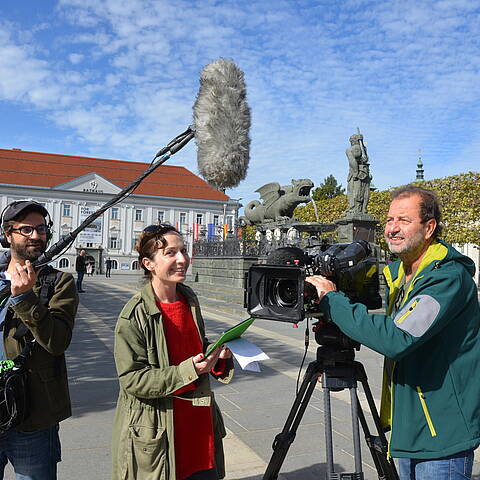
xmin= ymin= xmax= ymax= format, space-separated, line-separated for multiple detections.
xmin=112 ymin=224 xmax=234 ymax=480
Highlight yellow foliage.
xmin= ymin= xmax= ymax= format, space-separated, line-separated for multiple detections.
xmin=294 ymin=172 xmax=480 ymax=247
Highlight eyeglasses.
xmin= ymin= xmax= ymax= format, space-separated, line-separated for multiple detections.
xmin=9 ymin=224 xmax=50 ymax=237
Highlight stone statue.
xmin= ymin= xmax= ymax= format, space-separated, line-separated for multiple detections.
xmin=346 ymin=131 xmax=371 ymax=215
xmin=239 ymin=179 xmax=314 ymax=226
xmin=286 ymin=227 xmax=300 ymax=245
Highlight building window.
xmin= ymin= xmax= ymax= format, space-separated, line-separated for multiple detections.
xmin=111 ymin=207 xmax=119 ymax=220
xmin=226 ymin=215 xmax=233 ymax=228
xmin=157 ymin=211 xmax=165 ymax=223
xmin=179 ymin=212 xmax=187 ymax=225
xmin=59 ymin=258 xmax=69 ymax=269
xmin=111 ymin=259 xmax=118 ymax=270
xmin=196 ymin=213 xmax=203 ymax=225
xmin=62 ymin=204 xmax=71 ymax=217
xmin=213 ymin=215 xmax=220 ymax=226
xmin=109 ymin=237 xmax=121 ymax=249
xmin=86 ymin=243 xmax=93 ymax=248
xmin=135 ymin=209 xmax=143 ymax=221
xmin=131 ymin=260 xmax=139 ymax=270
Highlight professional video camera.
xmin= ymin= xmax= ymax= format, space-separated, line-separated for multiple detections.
xmin=247 ymin=240 xmax=399 ymax=480
xmin=244 ymin=239 xmax=382 ymax=324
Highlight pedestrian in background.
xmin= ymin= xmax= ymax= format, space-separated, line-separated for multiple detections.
xmin=86 ymin=261 xmax=93 ymax=277
xmin=111 ymin=224 xmax=233 ymax=480
xmin=105 ymin=258 xmax=112 ymax=278
xmin=75 ymin=250 xmax=86 ymax=293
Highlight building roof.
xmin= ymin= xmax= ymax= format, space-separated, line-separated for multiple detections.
xmin=0 ymin=148 xmax=229 ymax=202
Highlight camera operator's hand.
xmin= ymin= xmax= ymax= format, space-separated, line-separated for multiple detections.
xmin=305 ymin=275 xmax=337 ymax=302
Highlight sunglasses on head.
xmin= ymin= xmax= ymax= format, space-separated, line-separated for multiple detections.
xmin=143 ymin=223 xmax=174 ymax=234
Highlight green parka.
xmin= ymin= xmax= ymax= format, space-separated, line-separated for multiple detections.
xmin=111 ymin=282 xmax=234 ymax=480
xmin=319 ymin=240 xmax=480 ymax=459
xmin=0 ymin=252 xmax=78 ymax=431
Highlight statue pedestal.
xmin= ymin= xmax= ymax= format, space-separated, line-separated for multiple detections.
xmin=335 ymin=214 xmax=379 ymax=243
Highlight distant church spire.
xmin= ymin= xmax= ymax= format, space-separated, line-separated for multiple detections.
xmin=416 ymin=150 xmax=424 ymax=181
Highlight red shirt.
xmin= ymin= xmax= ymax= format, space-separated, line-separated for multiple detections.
xmin=158 ymin=296 xmax=215 ymax=480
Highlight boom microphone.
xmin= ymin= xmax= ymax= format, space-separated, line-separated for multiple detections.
xmin=32 ymin=58 xmax=250 ymax=269
xmin=193 ymin=58 xmax=251 ymax=189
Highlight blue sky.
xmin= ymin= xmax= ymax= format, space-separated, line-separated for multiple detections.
xmin=1 ymin=0 xmax=479 ymax=206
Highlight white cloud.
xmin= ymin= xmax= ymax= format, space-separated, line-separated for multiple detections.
xmin=0 ymin=0 xmax=479 ymax=202
xmin=68 ymin=53 xmax=84 ymax=64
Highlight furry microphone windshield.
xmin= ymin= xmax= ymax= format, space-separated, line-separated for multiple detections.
xmin=193 ymin=58 xmax=251 ymax=190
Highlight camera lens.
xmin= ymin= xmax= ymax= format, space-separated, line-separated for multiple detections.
xmin=273 ymin=279 xmax=298 ymax=307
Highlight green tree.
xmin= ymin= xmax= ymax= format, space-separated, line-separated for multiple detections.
xmin=312 ymin=174 xmax=345 ymax=201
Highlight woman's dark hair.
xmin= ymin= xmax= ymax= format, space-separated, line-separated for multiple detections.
xmin=136 ymin=224 xmax=181 ymax=279
xmin=391 ymin=185 xmax=443 ymax=238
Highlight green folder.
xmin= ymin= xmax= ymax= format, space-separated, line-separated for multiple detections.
xmin=205 ymin=317 xmax=255 ymax=357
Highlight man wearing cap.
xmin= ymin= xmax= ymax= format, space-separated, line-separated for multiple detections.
xmin=0 ymin=200 xmax=78 ymax=479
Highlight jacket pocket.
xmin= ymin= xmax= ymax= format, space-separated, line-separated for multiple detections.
xmin=127 ymin=425 xmax=167 ymax=480
xmin=37 ymin=364 xmax=69 ymax=414
xmin=416 ymin=386 xmax=437 ymax=437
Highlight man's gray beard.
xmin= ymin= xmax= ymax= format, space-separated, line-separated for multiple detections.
xmin=10 ymin=238 xmax=46 ymax=262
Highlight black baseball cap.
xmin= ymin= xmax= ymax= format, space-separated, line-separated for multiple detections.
xmin=2 ymin=201 xmax=49 ymax=224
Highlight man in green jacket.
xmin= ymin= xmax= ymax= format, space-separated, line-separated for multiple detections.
xmin=0 ymin=200 xmax=78 ymax=479
xmin=306 ymin=185 xmax=480 ymax=480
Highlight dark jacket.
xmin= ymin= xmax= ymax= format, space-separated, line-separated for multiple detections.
xmin=0 ymin=252 xmax=79 ymax=431
xmin=75 ymin=254 xmax=86 ymax=273
xmin=319 ymin=240 xmax=480 ymax=459
xmin=112 ymin=282 xmax=234 ymax=480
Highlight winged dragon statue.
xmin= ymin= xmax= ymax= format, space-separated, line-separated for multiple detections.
xmin=239 ymin=179 xmax=314 ymax=226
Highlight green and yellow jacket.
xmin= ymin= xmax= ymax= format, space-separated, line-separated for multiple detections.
xmin=319 ymin=240 xmax=480 ymax=459
xmin=111 ymin=282 xmax=234 ymax=480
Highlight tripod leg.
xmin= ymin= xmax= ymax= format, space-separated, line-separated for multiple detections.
xmin=350 ymin=387 xmax=363 ymax=474
xmin=324 ymin=373 xmax=364 ymax=480
xmin=263 ymin=361 xmax=322 ymax=480
xmin=323 ymin=382 xmax=334 ymax=474
xmin=354 ymin=363 xmax=399 ymax=480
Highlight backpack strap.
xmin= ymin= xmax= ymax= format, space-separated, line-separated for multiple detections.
xmin=37 ymin=266 xmax=62 ymax=309
xmin=12 ymin=267 xmax=62 ymax=353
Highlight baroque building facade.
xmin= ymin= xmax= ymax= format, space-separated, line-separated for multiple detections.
xmin=0 ymin=148 xmax=240 ymax=273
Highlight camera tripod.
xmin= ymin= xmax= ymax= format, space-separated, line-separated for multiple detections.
xmin=263 ymin=344 xmax=399 ymax=480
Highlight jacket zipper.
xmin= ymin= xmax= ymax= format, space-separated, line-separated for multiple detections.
xmin=396 ymin=299 xmax=419 ymax=324
xmin=416 ymin=386 xmax=437 ymax=437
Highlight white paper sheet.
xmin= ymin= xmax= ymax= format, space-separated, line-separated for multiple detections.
xmin=225 ymin=337 xmax=269 ymax=372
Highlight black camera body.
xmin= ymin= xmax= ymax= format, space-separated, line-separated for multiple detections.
xmin=244 ymin=240 xmax=382 ymax=323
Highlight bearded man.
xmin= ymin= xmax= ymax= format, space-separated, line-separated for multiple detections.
xmin=0 ymin=200 xmax=78 ymax=479
xmin=307 ymin=185 xmax=480 ymax=480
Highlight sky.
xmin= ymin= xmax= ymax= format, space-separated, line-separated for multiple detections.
xmin=1 ymin=0 xmax=479 ymax=207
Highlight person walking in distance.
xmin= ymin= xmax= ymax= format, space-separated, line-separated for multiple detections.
xmin=75 ymin=250 xmax=86 ymax=293
xmin=0 ymin=200 xmax=78 ymax=479
xmin=105 ymin=258 xmax=112 ymax=278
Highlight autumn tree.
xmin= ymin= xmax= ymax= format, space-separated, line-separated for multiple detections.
xmin=295 ymin=172 xmax=480 ymax=248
